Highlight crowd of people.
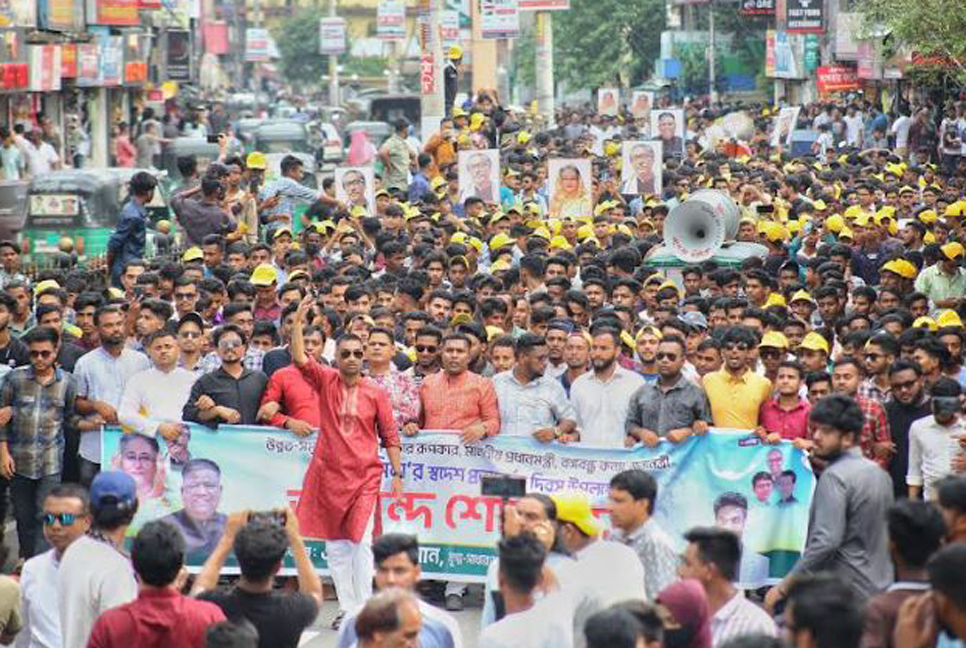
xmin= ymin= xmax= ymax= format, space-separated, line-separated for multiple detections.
xmin=0 ymin=89 xmax=965 ymax=648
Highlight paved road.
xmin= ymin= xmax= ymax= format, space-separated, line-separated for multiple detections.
xmin=300 ymin=592 xmax=483 ymax=648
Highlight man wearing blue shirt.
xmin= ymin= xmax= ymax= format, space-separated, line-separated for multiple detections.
xmin=107 ymin=172 xmax=157 ymax=288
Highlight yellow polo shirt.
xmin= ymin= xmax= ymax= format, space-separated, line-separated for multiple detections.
xmin=702 ymin=370 xmax=773 ymax=429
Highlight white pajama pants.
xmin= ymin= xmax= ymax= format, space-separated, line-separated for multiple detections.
xmin=327 ymin=509 xmax=375 ymax=613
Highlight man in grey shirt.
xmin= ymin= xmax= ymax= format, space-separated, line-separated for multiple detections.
xmin=625 ymin=336 xmax=711 ymax=447
xmin=171 ymin=176 xmax=236 ymax=247
xmin=765 ymin=394 xmax=893 ymax=610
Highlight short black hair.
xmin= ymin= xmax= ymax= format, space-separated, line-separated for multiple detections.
xmin=213 ymin=323 xmax=247 ymax=347
xmin=46 ymin=482 xmax=90 ymax=513
xmin=205 ymin=620 xmax=259 ymax=648
xmin=131 ymin=520 xmax=185 ymax=587
xmin=497 ymin=532 xmax=546 ymax=594
xmin=683 ymin=526 xmax=740 ymax=582
xmin=927 ymin=543 xmax=966 ymax=611
xmin=609 ymin=469 xmax=658 ymax=515
xmin=888 ymin=500 xmax=946 ymax=568
xmin=584 ymin=607 xmax=645 ymax=648
xmin=808 ymin=394 xmax=864 ymax=438
xmin=937 ymin=475 xmax=966 ymax=514
xmin=372 ymin=533 xmax=419 ymax=567
xmin=514 ymin=332 xmax=546 ymax=356
xmin=713 ymin=491 xmax=747 ymax=515
xmin=23 ymin=325 xmax=59 ymax=348
xmin=234 ymin=520 xmax=288 ymax=581
xmin=786 ymin=574 xmax=863 ymax=648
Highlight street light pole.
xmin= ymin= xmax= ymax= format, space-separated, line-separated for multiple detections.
xmin=328 ymin=0 xmax=340 ymax=107
xmin=708 ymin=0 xmax=717 ymax=103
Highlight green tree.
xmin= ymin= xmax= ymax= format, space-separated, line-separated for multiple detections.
xmin=856 ymin=0 xmax=966 ymax=83
xmin=274 ymin=9 xmax=339 ymax=86
xmin=553 ymin=0 xmax=666 ymax=89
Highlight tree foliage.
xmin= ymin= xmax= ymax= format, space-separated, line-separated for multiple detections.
xmin=856 ymin=0 xmax=966 ymax=83
xmin=274 ymin=9 xmax=338 ymax=86
xmin=553 ymin=0 xmax=666 ymax=89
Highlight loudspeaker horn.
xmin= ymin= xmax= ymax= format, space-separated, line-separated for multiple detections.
xmin=662 ymin=189 xmax=741 ymax=263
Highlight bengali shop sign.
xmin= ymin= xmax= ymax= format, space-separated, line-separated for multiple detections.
xmin=816 ymin=65 xmax=859 ymax=93
xmin=103 ymin=427 xmax=813 ymax=586
xmin=86 ymin=0 xmax=139 ymax=26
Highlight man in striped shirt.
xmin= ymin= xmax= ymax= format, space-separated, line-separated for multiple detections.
xmin=678 ymin=527 xmax=778 ymax=647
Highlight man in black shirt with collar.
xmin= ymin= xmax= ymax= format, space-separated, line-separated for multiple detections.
xmin=0 ymin=292 xmax=28 ymax=370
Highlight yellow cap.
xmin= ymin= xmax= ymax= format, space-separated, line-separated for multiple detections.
xmin=532 ymin=227 xmax=552 ymax=240
xmin=763 ymin=293 xmax=787 ymax=309
xmin=812 ymin=200 xmax=828 ymax=211
xmin=246 ymin=151 xmax=267 ymax=170
xmin=448 ymin=45 xmax=463 ymax=60
xmin=881 ymin=259 xmax=917 ymax=279
xmin=466 ymin=237 xmax=484 ymax=253
xmin=844 ymin=205 xmax=863 ymax=219
xmin=790 ymin=289 xmax=815 ymax=305
xmin=550 ymin=235 xmax=572 ymax=250
xmin=452 ymin=107 xmax=467 ymax=119
xmin=636 ymin=325 xmax=663 ymax=341
xmin=431 ymin=175 xmax=447 ymax=190
xmin=826 ymin=214 xmax=845 ymax=233
xmin=287 ymin=269 xmax=308 ymax=282
xmin=800 ymin=332 xmax=830 ymax=354
xmin=182 ymin=247 xmax=203 ymax=262
xmin=899 ymin=185 xmax=917 ymax=195
xmin=620 ymin=330 xmax=636 ymax=350
xmin=250 ymin=263 xmax=279 ymax=287
xmin=315 ymin=220 xmax=336 ymax=234
xmin=485 ymin=325 xmax=505 ymax=341
xmin=914 ymin=316 xmax=938 ymax=332
xmin=489 ymin=259 xmax=511 ymax=272
xmin=350 ymin=205 xmax=368 ymax=218
xmin=107 ymin=287 xmax=125 ymax=300
xmin=760 ymin=331 xmax=789 ymax=349
xmin=942 ymin=242 xmax=965 ymax=260
xmin=761 ymin=221 xmax=788 ymax=243
xmin=852 ymin=213 xmax=871 ymax=228
xmin=517 ymin=131 xmax=532 ymax=145
xmin=839 ymin=227 xmax=854 ymax=241
xmin=273 ymin=227 xmax=293 ymax=240
xmin=489 ymin=232 xmax=516 ymax=250
xmin=576 ymin=224 xmax=596 ymax=240
xmin=470 ymin=113 xmax=486 ymax=131
xmin=937 ymin=310 xmax=964 ymax=329
xmin=919 ymin=209 xmax=938 ymax=225
xmin=33 ymin=279 xmax=60 ymax=295
xmin=550 ymin=492 xmax=602 ymax=536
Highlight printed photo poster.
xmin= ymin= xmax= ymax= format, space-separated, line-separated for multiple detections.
xmin=621 ymin=141 xmax=663 ymax=198
xmin=770 ymin=106 xmax=802 ymax=147
xmin=630 ymin=90 xmax=654 ymax=121
xmin=335 ymin=166 xmax=375 ymax=215
xmin=650 ymin=108 xmax=686 ymax=158
xmin=458 ymin=149 xmax=501 ymax=205
xmin=598 ymin=87 xmax=619 ymax=116
xmin=547 ymin=158 xmax=593 ymax=219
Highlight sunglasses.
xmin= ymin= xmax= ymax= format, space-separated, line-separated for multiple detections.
xmin=218 ymin=339 xmax=243 ymax=350
xmin=29 ymin=350 xmax=53 ymax=359
xmin=415 ymin=345 xmax=438 ymax=353
xmin=724 ymin=344 xmax=750 ymax=351
xmin=760 ymin=348 xmax=782 ymax=357
xmin=892 ymin=379 xmax=918 ymax=391
xmin=655 ymin=352 xmax=678 ymax=361
xmin=175 ymin=292 xmax=196 ymax=300
xmin=340 ymin=350 xmax=365 ymax=359
xmin=180 ymin=331 xmax=202 ymax=339
xmin=43 ymin=512 xmax=77 ymax=527
xmin=865 ymin=353 xmax=883 ymax=360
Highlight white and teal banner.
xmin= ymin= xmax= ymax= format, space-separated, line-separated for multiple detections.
xmin=102 ymin=426 xmax=815 ymax=586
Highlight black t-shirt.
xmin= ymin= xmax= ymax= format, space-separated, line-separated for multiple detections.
xmin=0 ymin=335 xmax=28 ymax=370
xmin=198 ymin=587 xmax=318 ymax=648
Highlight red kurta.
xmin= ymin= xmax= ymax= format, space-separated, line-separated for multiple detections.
xmin=261 ymin=364 xmax=323 ymax=429
xmin=295 ymin=359 xmax=399 ymax=541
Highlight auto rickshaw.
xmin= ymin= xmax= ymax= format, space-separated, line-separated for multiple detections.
xmin=254 ymin=121 xmax=315 ymax=161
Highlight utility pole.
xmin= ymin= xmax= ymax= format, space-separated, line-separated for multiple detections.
xmin=419 ymin=0 xmax=444 ymax=133
xmin=535 ymin=11 xmax=554 ymax=127
xmin=708 ymin=0 xmax=717 ymax=103
xmin=328 ymin=0 xmax=340 ymax=107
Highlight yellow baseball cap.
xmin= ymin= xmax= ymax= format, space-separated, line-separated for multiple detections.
xmin=636 ymin=325 xmax=663 ymax=341
xmin=760 ymin=331 xmax=789 ymax=350
xmin=33 ymin=279 xmax=60 ymax=295
xmin=448 ymin=45 xmax=463 ymax=60
xmin=937 ymin=310 xmax=964 ymax=329
xmin=273 ymin=227 xmax=293 ymax=240
xmin=918 ymin=209 xmax=938 ymax=225
xmin=789 ymin=289 xmax=815 ymax=305
xmin=182 ymin=247 xmax=203 ymax=262
xmin=489 ymin=232 xmax=516 ymax=250
xmin=825 ymin=214 xmax=845 ymax=234
xmin=942 ymin=242 xmax=965 ymax=260
xmin=250 ymin=263 xmax=279 ymax=287
xmin=550 ymin=492 xmax=602 ymax=537
xmin=881 ymin=259 xmax=917 ymax=279
xmin=287 ymin=269 xmax=308 ymax=282
xmin=485 ymin=325 xmax=505 ymax=341
xmin=914 ymin=316 xmax=938 ymax=332
xmin=800 ymin=332 xmax=830 ymax=354
xmin=550 ymin=235 xmax=572 ymax=250
xmin=763 ymin=293 xmax=787 ymax=309
xmin=844 ymin=205 xmax=863 ymax=219
xmin=246 ymin=151 xmax=267 ymax=170
xmin=489 ymin=259 xmax=511 ymax=273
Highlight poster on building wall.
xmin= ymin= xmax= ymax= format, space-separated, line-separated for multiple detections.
xmin=28 ymin=44 xmax=61 ymax=91
xmin=377 ymin=1 xmax=406 ymax=40
xmin=0 ymin=0 xmax=36 ymax=28
xmin=166 ymin=29 xmax=191 ymax=81
xmin=816 ymin=65 xmax=859 ymax=93
xmin=739 ymin=0 xmax=775 ymax=15
xmin=481 ymin=0 xmax=519 ymax=39
xmin=786 ymin=0 xmax=823 ymax=33
xmin=440 ymin=10 xmax=460 ymax=45
xmin=86 ymin=0 xmax=139 ymax=26
xmin=318 ymin=17 xmax=346 ymax=55
xmin=40 ymin=0 xmax=83 ymax=31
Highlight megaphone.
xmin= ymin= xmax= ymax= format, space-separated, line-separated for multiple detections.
xmin=662 ymin=189 xmax=741 ymax=263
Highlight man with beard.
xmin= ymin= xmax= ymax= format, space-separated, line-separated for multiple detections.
xmin=885 ymin=360 xmax=931 ymax=499
xmin=161 ymin=459 xmax=227 ymax=559
xmin=72 ymin=305 xmax=151 ymax=487
xmin=492 ymin=333 xmax=577 ymax=443
xmin=341 ymin=169 xmax=370 ymax=210
xmin=289 ymin=296 xmax=403 ymax=629
xmin=405 ymin=326 xmax=442 ymax=386
xmin=765 ymin=395 xmax=893 ymax=610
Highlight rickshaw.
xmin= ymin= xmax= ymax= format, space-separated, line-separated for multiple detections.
xmin=0 ymin=180 xmax=27 ymax=241
xmin=20 ymin=168 xmax=170 ymax=263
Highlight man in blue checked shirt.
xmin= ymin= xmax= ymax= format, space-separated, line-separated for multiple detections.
xmin=259 ymin=155 xmax=339 ymax=239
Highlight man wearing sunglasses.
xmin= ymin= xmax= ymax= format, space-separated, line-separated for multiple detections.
xmin=183 ymin=324 xmax=268 ymax=428
xmin=702 ymin=326 xmax=773 ymax=430
xmin=289 ymin=295 xmax=403 ymax=629
xmin=0 ymin=326 xmax=79 ymax=559
xmin=18 ymin=483 xmax=91 ymax=648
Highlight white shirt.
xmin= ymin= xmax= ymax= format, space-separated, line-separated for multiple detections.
xmin=710 ymin=591 xmax=779 ymax=647
xmin=478 ymin=590 xmax=575 ymax=648
xmin=892 ymin=115 xmax=912 ymax=149
xmin=568 ymin=540 xmax=646 ymax=648
xmin=118 ymin=366 xmax=198 ymax=437
xmin=570 ymin=365 xmax=645 ymax=447
xmin=844 ymin=114 xmax=864 ymax=146
xmin=73 ymin=347 xmax=151 ymax=462
xmin=23 ymin=140 xmax=59 ymax=177
xmin=907 ymin=415 xmax=966 ymax=500
xmin=17 ymin=549 xmax=61 ymax=648
xmin=58 ymin=536 xmax=138 ymax=648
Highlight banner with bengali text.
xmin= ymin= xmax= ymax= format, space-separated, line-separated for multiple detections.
xmin=102 ymin=427 xmax=814 ymax=586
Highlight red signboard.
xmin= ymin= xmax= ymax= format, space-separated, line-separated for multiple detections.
xmin=816 ymin=65 xmax=859 ymax=93
xmin=124 ymin=60 xmax=146 ymax=83
xmin=139 ymin=0 xmax=161 ymax=8
xmin=203 ymin=21 xmax=229 ymax=55
xmin=89 ymin=0 xmax=139 ymax=26
xmin=61 ymin=43 xmax=77 ymax=77
xmin=1 ymin=63 xmax=29 ymax=90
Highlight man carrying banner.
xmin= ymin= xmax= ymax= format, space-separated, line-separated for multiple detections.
xmin=290 ymin=295 xmax=403 ymax=630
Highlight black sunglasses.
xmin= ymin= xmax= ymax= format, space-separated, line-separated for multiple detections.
xmin=43 ymin=512 xmax=77 ymax=527
xmin=416 ymin=345 xmax=438 ymax=353
xmin=340 ymin=350 xmax=365 ymax=359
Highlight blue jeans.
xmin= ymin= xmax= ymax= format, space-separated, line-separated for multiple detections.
xmin=11 ymin=474 xmax=60 ymax=559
